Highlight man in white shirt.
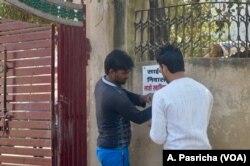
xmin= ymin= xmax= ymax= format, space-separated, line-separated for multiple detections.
xmin=150 ymin=44 xmax=213 ymax=149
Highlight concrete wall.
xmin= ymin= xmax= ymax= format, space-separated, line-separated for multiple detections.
xmin=72 ymin=0 xmax=81 ymax=4
xmin=86 ymin=0 xmax=250 ymax=165
xmin=86 ymin=0 xmax=114 ymax=166
xmin=86 ymin=1 xmax=145 ymax=165
xmin=130 ymin=58 xmax=250 ymax=166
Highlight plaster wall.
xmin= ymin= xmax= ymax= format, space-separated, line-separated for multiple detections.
xmin=86 ymin=1 xmax=114 ymax=166
xmin=86 ymin=1 xmax=145 ymax=164
xmin=86 ymin=0 xmax=250 ymax=165
xmin=72 ymin=0 xmax=81 ymax=4
xmin=130 ymin=59 xmax=250 ymax=166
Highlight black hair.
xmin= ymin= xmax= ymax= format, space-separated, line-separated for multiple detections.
xmin=104 ymin=50 xmax=134 ymax=74
xmin=156 ymin=44 xmax=185 ymax=73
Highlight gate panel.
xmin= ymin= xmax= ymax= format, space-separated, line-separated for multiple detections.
xmin=0 ymin=19 xmax=55 ymax=166
xmin=57 ymin=24 xmax=87 ymax=166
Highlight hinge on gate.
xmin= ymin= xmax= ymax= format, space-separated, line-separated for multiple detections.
xmin=58 ymin=95 xmax=70 ymax=111
xmin=58 ymin=95 xmax=70 ymax=104
xmin=0 ymin=112 xmax=13 ymax=136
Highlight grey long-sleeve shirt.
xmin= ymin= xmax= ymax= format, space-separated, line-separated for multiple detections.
xmin=94 ymin=76 xmax=152 ymax=148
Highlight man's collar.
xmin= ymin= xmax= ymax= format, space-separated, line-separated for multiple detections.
xmin=102 ymin=76 xmax=117 ymax=87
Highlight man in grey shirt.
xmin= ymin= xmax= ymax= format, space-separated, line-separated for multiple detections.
xmin=95 ymin=50 xmax=153 ymax=166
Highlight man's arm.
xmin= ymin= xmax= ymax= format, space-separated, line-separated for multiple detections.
xmin=150 ymin=92 xmax=167 ymax=145
xmin=113 ymin=91 xmax=152 ymax=124
xmin=123 ymin=89 xmax=153 ymax=107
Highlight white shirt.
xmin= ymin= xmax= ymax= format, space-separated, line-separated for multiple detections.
xmin=150 ymin=77 xmax=213 ymax=149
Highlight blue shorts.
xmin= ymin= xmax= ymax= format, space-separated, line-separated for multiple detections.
xmin=96 ymin=147 xmax=130 ymax=166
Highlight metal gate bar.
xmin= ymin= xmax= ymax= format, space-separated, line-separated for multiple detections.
xmin=135 ymin=2 xmax=250 ymax=60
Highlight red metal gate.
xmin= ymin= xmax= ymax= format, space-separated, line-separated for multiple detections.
xmin=57 ymin=24 xmax=87 ymax=166
xmin=0 ymin=19 xmax=55 ymax=166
